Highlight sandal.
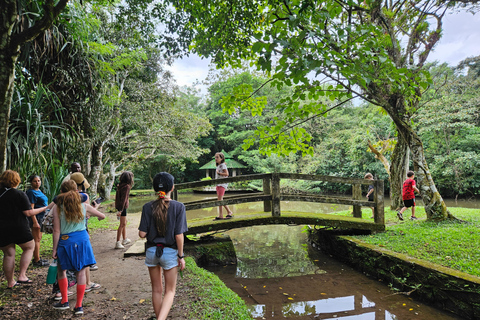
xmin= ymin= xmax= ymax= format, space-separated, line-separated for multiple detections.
xmin=17 ymin=279 xmax=33 ymax=284
xmin=226 ymin=214 xmax=233 ymax=219
xmin=7 ymin=282 xmax=20 ymax=289
xmin=213 ymin=217 xmax=226 ymax=221
xmin=85 ymin=282 xmax=101 ymax=292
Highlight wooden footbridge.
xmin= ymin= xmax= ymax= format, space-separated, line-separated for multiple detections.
xmin=175 ymin=173 xmax=385 ymax=234
xmin=125 ymin=173 xmax=385 ymax=256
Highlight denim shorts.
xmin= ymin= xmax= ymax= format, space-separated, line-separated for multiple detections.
xmin=145 ymin=246 xmax=178 ymax=270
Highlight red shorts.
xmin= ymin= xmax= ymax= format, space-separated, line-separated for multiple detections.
xmin=216 ymin=186 xmax=226 ymax=197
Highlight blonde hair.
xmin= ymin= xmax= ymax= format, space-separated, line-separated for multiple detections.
xmin=56 ymin=189 xmax=83 ymax=223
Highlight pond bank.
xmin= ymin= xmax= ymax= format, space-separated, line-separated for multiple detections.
xmin=309 ymin=229 xmax=480 ymax=320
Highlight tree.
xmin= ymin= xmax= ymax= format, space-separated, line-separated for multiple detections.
xmin=0 ymin=0 xmax=69 ymax=172
xmin=415 ymin=60 xmax=480 ymax=199
xmin=165 ymin=0 xmax=480 ymax=220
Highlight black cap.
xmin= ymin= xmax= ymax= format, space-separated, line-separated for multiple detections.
xmin=153 ymin=172 xmax=174 ymax=193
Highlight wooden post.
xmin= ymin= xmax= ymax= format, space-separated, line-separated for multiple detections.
xmin=172 ymin=189 xmax=178 ymax=201
xmin=352 ymin=184 xmax=362 ymax=218
xmin=271 ymin=173 xmax=281 ymax=217
xmin=263 ymin=176 xmax=272 ymax=212
xmin=374 ymin=180 xmax=384 ymax=225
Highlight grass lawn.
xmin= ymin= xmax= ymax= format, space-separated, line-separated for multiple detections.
xmin=339 ymin=206 xmax=480 ymax=277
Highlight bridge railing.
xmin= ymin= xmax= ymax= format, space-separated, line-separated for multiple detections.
xmin=173 ymin=173 xmax=384 ymax=225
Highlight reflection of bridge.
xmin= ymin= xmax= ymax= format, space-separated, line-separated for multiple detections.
xmin=173 ymin=173 xmax=385 ymax=234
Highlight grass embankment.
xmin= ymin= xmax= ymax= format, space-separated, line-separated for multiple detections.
xmin=182 ymin=258 xmax=252 ymax=319
xmin=334 ymin=206 xmax=480 ymax=277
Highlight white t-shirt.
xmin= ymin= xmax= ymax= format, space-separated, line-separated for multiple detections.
xmin=215 ymin=163 xmax=228 ymax=189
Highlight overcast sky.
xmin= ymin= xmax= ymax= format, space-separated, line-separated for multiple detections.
xmin=167 ymin=11 xmax=480 ymax=90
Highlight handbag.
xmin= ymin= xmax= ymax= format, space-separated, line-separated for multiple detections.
xmin=42 ymin=209 xmax=54 ymax=234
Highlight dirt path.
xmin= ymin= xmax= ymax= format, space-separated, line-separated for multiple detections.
xmin=1 ymin=211 xmax=192 ymax=319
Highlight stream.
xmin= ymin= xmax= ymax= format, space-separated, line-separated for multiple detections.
xmin=128 ymin=193 xmax=469 ymax=319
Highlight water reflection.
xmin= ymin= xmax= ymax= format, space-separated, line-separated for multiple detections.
xmin=208 ymin=225 xmax=460 ymax=319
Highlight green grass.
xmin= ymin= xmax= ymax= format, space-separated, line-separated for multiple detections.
xmin=182 ymin=257 xmax=253 ymax=319
xmin=349 ymin=207 xmax=480 ymax=277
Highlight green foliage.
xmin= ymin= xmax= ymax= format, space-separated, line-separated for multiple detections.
xmin=415 ymin=60 xmax=480 ymax=197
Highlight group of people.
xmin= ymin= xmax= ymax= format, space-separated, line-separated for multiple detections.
xmin=0 ymin=163 xmax=188 ymax=320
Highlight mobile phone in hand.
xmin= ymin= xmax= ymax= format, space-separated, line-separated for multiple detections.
xmin=91 ymin=197 xmax=104 ymax=206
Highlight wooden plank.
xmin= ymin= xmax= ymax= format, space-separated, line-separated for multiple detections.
xmin=279 ymin=194 xmax=375 ymax=207
xmin=175 ymin=173 xmax=271 ymax=190
xmin=184 ymin=194 xmax=271 ymax=211
xmin=185 ymin=213 xmax=385 ymax=235
xmin=278 ymin=173 xmax=374 ymax=185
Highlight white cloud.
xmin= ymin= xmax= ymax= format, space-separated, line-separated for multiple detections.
xmin=427 ymin=12 xmax=480 ymax=66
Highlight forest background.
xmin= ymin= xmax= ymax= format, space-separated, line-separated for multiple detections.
xmin=4 ymin=0 xmax=480 ymax=206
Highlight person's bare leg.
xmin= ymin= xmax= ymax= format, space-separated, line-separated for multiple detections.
xmin=17 ymin=240 xmax=35 ymax=281
xmin=1 ymin=244 xmax=17 ymax=287
xmin=148 ymin=266 xmax=164 ymax=318
xmin=224 ymin=205 xmax=232 ymax=215
xmin=411 ymin=206 xmax=416 ymax=218
xmin=122 ymin=216 xmax=127 ymax=240
xmin=117 ymin=216 xmax=127 ymax=241
xmin=157 ymin=267 xmax=178 ymax=320
xmin=217 ymin=193 xmax=224 ymax=218
xmin=32 ymin=227 xmax=42 ymax=262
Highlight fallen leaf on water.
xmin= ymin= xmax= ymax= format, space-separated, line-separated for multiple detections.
xmin=139 ymin=299 xmax=145 ymax=303
xmin=321 ymin=293 xmax=326 ymax=295
xmin=279 ymin=287 xmax=282 ymax=290
xmin=111 ymin=297 xmax=117 ymax=301
xmin=409 ymin=308 xmax=413 ymax=311
xmin=288 ymin=297 xmax=293 ymax=300
xmin=402 ymin=303 xmax=406 ymax=306
xmin=283 ymin=293 xmax=289 ymax=296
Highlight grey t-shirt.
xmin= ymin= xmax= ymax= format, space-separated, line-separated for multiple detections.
xmin=138 ymin=199 xmax=188 ymax=249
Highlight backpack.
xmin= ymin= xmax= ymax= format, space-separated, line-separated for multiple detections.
xmin=42 ymin=209 xmax=54 ymax=234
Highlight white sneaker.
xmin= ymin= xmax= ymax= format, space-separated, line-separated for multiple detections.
xmin=115 ymin=241 xmax=125 ymax=249
xmin=122 ymin=238 xmax=131 ymax=245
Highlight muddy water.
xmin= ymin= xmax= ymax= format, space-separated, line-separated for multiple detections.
xmin=128 ymin=193 xmax=466 ymax=319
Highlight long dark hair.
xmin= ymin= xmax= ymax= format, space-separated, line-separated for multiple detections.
xmin=118 ymin=171 xmax=134 ymax=186
xmin=151 ymin=172 xmax=174 ymax=236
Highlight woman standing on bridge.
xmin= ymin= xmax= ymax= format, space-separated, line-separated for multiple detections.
xmin=214 ymin=152 xmax=233 ymax=220
xmin=138 ymin=172 xmax=187 ymax=320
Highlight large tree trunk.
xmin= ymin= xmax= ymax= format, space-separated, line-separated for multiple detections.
xmin=393 ymin=116 xmax=454 ymax=220
xmin=100 ymin=161 xmax=119 ymax=201
xmin=0 ymin=2 xmax=20 ymax=172
xmin=0 ymin=50 xmax=18 ymax=172
xmin=87 ymin=142 xmax=105 ymax=196
xmin=389 ymin=134 xmax=409 ymax=210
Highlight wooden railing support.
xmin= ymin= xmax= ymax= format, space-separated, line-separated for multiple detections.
xmin=352 ymin=184 xmax=362 ymax=218
xmin=374 ymin=180 xmax=384 ymax=225
xmin=271 ymin=173 xmax=281 ymax=217
xmin=263 ymin=176 xmax=272 ymax=212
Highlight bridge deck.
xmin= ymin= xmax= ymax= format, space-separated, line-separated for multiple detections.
xmin=125 ymin=211 xmax=384 ymax=256
xmin=185 ymin=211 xmax=385 ymax=235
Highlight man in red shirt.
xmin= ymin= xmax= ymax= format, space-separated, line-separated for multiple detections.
xmin=397 ymin=171 xmax=420 ymax=221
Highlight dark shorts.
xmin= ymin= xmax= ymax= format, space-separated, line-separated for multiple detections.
xmin=368 ymin=196 xmax=374 ymax=202
xmin=28 ymin=211 xmax=46 ymax=229
xmin=121 ymin=208 xmax=127 ymax=217
xmin=403 ymin=198 xmax=415 ymax=208
xmin=0 ymin=227 xmax=33 ymax=247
